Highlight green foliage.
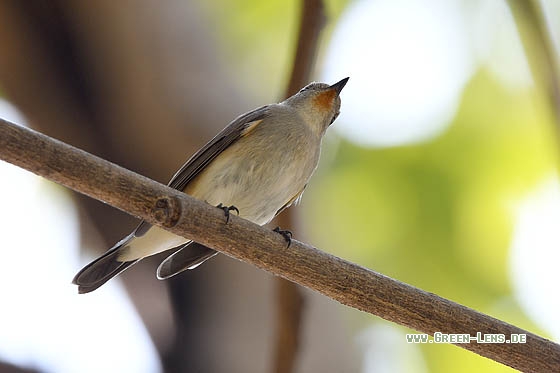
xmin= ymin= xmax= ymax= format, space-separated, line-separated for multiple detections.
xmin=303 ymin=69 xmax=556 ymax=371
xmin=197 ymin=0 xmax=298 ymax=96
xmin=197 ymin=0 xmax=352 ymax=97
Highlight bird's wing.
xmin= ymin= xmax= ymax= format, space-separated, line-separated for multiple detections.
xmin=134 ymin=105 xmax=270 ymax=237
xmin=156 ymin=241 xmax=218 ymax=279
xmin=167 ymin=105 xmax=269 ymax=191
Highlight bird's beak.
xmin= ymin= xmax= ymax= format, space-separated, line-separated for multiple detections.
xmin=328 ymin=77 xmax=350 ymax=96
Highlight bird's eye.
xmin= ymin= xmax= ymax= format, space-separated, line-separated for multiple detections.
xmin=329 ymin=111 xmax=340 ymax=125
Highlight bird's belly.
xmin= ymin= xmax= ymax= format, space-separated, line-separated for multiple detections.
xmin=201 ymin=179 xmax=293 ymax=225
xmin=120 ymin=158 xmax=306 ymax=261
xmin=186 ymin=144 xmax=315 ymax=225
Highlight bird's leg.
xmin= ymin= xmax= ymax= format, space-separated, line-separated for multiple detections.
xmin=273 ymin=227 xmax=293 ymax=248
xmin=216 ymin=203 xmax=239 ymax=224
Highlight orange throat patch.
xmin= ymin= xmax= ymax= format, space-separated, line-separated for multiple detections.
xmin=313 ymin=90 xmax=336 ymax=111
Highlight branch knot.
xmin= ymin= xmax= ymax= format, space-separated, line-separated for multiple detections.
xmin=152 ymin=196 xmax=181 ymax=228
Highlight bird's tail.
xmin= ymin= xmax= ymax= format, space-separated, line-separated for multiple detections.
xmin=157 ymin=242 xmax=218 ymax=279
xmin=72 ymin=234 xmax=139 ymax=294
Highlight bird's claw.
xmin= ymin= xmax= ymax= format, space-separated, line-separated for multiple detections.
xmin=273 ymin=227 xmax=293 ymax=248
xmin=216 ymin=203 xmax=239 ymax=223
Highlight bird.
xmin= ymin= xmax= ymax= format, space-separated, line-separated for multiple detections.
xmin=73 ymin=77 xmax=349 ymax=293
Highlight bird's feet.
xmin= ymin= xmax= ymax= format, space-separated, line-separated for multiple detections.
xmin=273 ymin=227 xmax=293 ymax=248
xmin=216 ymin=203 xmax=239 ymax=223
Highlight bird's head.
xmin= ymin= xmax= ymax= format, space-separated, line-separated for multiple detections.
xmin=283 ymin=77 xmax=349 ymax=135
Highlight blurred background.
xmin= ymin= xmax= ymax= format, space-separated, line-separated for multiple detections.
xmin=0 ymin=0 xmax=559 ymax=372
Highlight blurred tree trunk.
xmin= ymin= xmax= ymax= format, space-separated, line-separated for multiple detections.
xmin=0 ymin=363 xmax=38 ymax=373
xmin=273 ymin=1 xmax=325 ymax=372
xmin=507 ymin=0 xmax=560 ymax=146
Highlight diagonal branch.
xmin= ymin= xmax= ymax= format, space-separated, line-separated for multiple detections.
xmin=0 ymin=118 xmax=559 ymax=372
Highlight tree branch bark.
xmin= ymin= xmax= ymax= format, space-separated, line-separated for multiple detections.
xmin=1 ymin=118 xmax=559 ymax=372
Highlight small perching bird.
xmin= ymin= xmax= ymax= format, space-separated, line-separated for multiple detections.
xmin=73 ymin=77 xmax=349 ymax=293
